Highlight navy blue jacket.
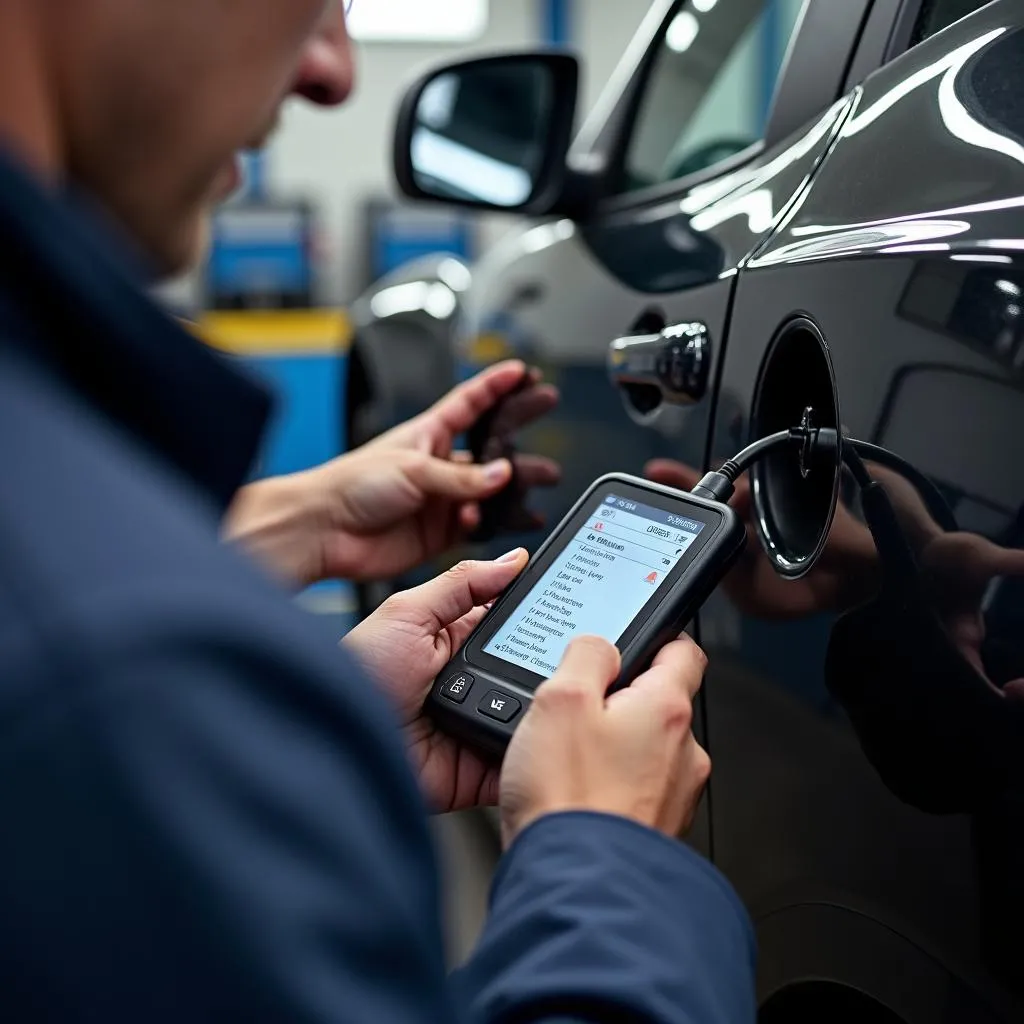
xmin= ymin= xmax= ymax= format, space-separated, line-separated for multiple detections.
xmin=0 ymin=148 xmax=756 ymax=1022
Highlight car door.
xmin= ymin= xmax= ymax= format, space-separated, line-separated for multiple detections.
xmin=700 ymin=0 xmax=1024 ymax=1019
xmin=458 ymin=0 xmax=865 ymax=555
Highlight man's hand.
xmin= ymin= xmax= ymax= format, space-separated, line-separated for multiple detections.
xmin=500 ymin=635 xmax=711 ymax=848
xmin=359 ymin=358 xmax=560 ymax=536
xmin=342 ymin=549 xmax=530 ymax=813
xmin=225 ymin=361 xmax=559 ymax=587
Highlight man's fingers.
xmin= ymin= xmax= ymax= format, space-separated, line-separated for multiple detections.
xmin=541 ymin=636 xmax=621 ymax=706
xmin=965 ymin=535 xmax=1024 ymax=584
xmin=513 ymin=454 xmax=562 ymax=487
xmin=454 ymin=450 xmax=560 ymax=488
xmin=405 ymin=451 xmax=512 ymax=500
xmin=427 ymin=361 xmax=533 ymax=437
xmin=478 ymin=767 xmax=501 ymax=808
xmin=393 ymin=551 xmax=529 ymax=631
xmin=446 ymin=604 xmax=490 ymax=651
xmin=638 ymin=636 xmax=708 ymax=700
xmin=489 ymin=384 xmax=560 ymax=434
xmin=1004 ymin=679 xmax=1024 ymax=703
xmin=651 ymin=633 xmax=706 ymax=669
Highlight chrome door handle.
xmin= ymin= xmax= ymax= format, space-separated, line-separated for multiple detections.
xmin=608 ymin=321 xmax=711 ymax=405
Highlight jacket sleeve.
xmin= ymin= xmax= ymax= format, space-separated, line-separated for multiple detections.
xmin=455 ymin=812 xmax=757 ymax=1024
xmin=0 ymin=574 xmax=754 ymax=1024
xmin=0 ymin=580 xmax=465 ymax=1024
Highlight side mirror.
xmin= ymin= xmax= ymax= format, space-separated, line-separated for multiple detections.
xmin=393 ymin=53 xmax=580 ymax=214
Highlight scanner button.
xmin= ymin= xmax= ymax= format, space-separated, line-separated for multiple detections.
xmin=441 ymin=672 xmax=474 ymax=704
xmin=477 ymin=690 xmax=522 ymax=723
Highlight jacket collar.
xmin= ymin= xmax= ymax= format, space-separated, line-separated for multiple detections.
xmin=0 ymin=146 xmax=272 ymax=512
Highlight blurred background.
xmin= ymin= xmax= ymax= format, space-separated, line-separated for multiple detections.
xmin=160 ymin=1 xmax=650 ymax=312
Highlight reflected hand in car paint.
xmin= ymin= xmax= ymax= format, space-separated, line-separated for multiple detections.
xmin=645 ymin=458 xmax=880 ymax=619
xmin=646 ymin=455 xmax=1024 ymax=700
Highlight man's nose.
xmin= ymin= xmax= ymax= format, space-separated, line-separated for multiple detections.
xmin=292 ymin=2 xmax=354 ymax=107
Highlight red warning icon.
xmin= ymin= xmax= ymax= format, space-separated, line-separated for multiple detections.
xmin=645 ymin=571 xmax=658 ymax=584
xmin=593 ymin=521 xmax=604 ymax=531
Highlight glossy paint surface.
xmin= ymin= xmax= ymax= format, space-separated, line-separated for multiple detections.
xmin=710 ymin=7 xmax=1024 ymax=1018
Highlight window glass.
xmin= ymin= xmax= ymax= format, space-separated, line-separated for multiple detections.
xmin=911 ymin=0 xmax=991 ymax=47
xmin=622 ymin=0 xmax=805 ymax=193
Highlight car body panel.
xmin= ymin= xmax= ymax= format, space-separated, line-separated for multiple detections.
xmin=710 ymin=5 xmax=1024 ymax=1016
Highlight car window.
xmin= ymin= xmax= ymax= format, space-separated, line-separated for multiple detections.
xmin=621 ymin=0 xmax=806 ymax=194
xmin=910 ymin=0 xmax=993 ymax=47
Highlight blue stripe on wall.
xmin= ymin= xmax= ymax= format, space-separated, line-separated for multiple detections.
xmin=542 ymin=0 xmax=571 ymax=46
xmin=241 ymin=353 xmax=346 ymax=479
xmin=241 ymin=352 xmax=355 ymax=624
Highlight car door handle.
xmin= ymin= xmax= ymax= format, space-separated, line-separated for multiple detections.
xmin=608 ymin=321 xmax=711 ymax=404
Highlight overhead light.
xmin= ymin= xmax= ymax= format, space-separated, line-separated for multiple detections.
xmin=693 ymin=0 xmax=719 ymax=12
xmin=348 ymin=0 xmax=487 ymax=42
xmin=666 ymin=12 xmax=700 ymax=53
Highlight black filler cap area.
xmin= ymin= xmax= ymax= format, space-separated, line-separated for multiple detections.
xmin=750 ymin=316 xmax=842 ymax=580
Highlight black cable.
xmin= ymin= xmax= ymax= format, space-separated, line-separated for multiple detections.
xmin=840 ymin=438 xmax=875 ymax=490
xmin=690 ymin=424 xmax=958 ymax=534
xmin=689 ymin=429 xmax=799 ymax=504
xmin=845 ymin=438 xmax=958 ymax=532
xmin=727 ymin=429 xmax=798 ymax=478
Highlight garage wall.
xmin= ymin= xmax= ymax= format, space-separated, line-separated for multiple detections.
xmin=268 ymin=0 xmax=655 ymax=306
xmin=269 ymin=2 xmax=528 ymax=305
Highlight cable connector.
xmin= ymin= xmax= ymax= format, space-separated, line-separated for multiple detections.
xmin=691 ymin=428 xmax=808 ymax=504
xmin=690 ymin=470 xmax=736 ymax=504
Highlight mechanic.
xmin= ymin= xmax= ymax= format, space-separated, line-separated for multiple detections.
xmin=0 ymin=2 xmax=755 ymax=1022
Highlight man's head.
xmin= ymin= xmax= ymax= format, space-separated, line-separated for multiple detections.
xmin=34 ymin=0 xmax=353 ymax=273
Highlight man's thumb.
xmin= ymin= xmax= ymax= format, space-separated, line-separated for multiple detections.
xmin=408 ymin=549 xmax=528 ymax=631
xmin=541 ymin=635 xmax=621 ymax=704
xmin=408 ymin=453 xmax=512 ymax=500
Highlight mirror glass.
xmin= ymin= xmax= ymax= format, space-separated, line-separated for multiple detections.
xmin=409 ymin=61 xmax=556 ymax=207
